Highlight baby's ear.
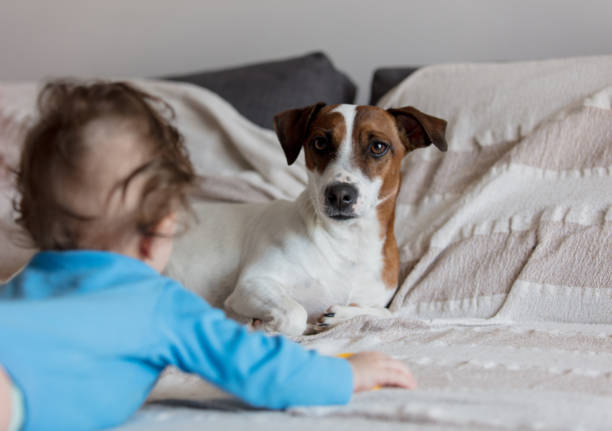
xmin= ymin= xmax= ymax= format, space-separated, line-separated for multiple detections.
xmin=138 ymin=212 xmax=176 ymax=259
xmin=387 ymin=106 xmax=448 ymax=152
xmin=274 ymin=102 xmax=326 ymax=165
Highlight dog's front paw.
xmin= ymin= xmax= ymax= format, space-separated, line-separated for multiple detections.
xmin=261 ymin=304 xmax=308 ymax=337
xmin=224 ymin=286 xmax=308 ymax=336
xmin=315 ymin=305 xmax=357 ymax=331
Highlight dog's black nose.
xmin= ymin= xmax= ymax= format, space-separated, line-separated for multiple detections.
xmin=325 ymin=183 xmax=358 ymax=212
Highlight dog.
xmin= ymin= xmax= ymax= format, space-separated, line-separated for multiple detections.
xmin=167 ymin=103 xmax=447 ymax=336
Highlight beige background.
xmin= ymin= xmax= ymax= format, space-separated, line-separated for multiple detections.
xmin=1 ymin=0 xmax=612 ymax=103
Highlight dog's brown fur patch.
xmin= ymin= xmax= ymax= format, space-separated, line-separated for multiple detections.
xmin=302 ymin=105 xmax=346 ymax=174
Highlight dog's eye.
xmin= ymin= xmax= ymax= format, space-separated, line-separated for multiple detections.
xmin=311 ymin=137 xmax=329 ymax=153
xmin=368 ymin=141 xmax=389 ymax=158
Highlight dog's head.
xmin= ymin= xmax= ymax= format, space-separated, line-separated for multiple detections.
xmin=274 ymin=104 xmax=447 ymax=222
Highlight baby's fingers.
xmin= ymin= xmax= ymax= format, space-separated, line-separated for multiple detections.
xmin=380 ymin=362 xmax=416 ymax=389
xmin=347 ymin=352 xmax=417 ymax=392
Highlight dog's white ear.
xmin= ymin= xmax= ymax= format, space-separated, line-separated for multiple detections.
xmin=274 ymin=102 xmax=326 ymax=165
xmin=387 ymin=106 xmax=448 ymax=152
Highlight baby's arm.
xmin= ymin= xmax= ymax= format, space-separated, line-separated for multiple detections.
xmin=156 ymin=285 xmax=353 ymax=408
xmin=0 ymin=366 xmax=12 ymax=431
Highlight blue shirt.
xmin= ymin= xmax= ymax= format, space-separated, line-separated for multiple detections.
xmin=0 ymin=251 xmax=353 ymax=431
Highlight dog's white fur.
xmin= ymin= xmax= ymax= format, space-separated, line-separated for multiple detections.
xmin=167 ymin=105 xmax=394 ymax=336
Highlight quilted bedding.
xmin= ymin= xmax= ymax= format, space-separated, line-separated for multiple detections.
xmin=1 ymin=55 xmax=611 ymax=430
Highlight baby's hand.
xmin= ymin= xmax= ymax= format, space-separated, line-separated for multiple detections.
xmin=346 ymin=352 xmax=416 ymax=392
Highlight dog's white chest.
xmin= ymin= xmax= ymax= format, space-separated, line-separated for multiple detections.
xmin=292 ymin=245 xmax=387 ymax=319
xmin=237 ymin=194 xmax=392 ymax=320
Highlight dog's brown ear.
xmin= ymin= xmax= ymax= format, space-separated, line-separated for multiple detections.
xmin=388 ymin=106 xmax=448 ymax=152
xmin=274 ymin=102 xmax=326 ymax=165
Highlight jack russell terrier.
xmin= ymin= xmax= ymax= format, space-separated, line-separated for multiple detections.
xmin=167 ymin=103 xmax=447 ymax=336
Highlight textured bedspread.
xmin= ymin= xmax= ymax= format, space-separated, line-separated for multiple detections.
xmin=296 ymin=318 xmax=612 ymax=430
xmin=136 ymin=318 xmax=612 ymax=431
xmin=380 ymin=58 xmax=612 ymax=322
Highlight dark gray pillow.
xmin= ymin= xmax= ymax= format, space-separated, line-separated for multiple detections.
xmin=369 ymin=67 xmax=420 ymax=105
xmin=163 ymin=52 xmax=357 ymax=129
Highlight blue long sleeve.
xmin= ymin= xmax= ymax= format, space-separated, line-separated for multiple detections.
xmin=154 ymin=285 xmax=353 ymax=409
xmin=0 ymin=251 xmax=353 ymax=431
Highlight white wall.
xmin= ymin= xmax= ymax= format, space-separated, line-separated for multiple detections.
xmin=1 ymin=0 xmax=611 ymax=103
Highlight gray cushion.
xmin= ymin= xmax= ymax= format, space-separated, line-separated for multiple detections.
xmin=369 ymin=67 xmax=420 ymax=105
xmin=163 ymin=52 xmax=357 ymax=129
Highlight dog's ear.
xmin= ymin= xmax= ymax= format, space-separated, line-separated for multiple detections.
xmin=274 ymin=102 xmax=326 ymax=165
xmin=387 ymin=106 xmax=448 ymax=152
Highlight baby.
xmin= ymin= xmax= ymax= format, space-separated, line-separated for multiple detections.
xmin=0 ymin=81 xmax=415 ymax=431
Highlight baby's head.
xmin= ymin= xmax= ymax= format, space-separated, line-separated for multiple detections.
xmin=15 ymin=80 xmax=197 ymax=272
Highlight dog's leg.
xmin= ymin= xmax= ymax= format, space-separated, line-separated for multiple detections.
xmin=316 ymin=305 xmax=391 ymax=331
xmin=224 ymin=278 xmax=308 ymax=336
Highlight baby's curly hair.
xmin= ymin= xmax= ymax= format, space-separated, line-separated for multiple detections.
xmin=15 ymin=80 xmax=198 ymax=251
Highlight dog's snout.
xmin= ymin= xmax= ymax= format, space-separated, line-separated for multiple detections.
xmin=325 ymin=183 xmax=358 ymax=212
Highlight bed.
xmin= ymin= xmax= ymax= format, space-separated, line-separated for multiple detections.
xmin=1 ymin=53 xmax=611 ymax=431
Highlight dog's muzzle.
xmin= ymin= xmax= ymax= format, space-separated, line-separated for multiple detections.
xmin=324 ymin=182 xmax=358 ymax=220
